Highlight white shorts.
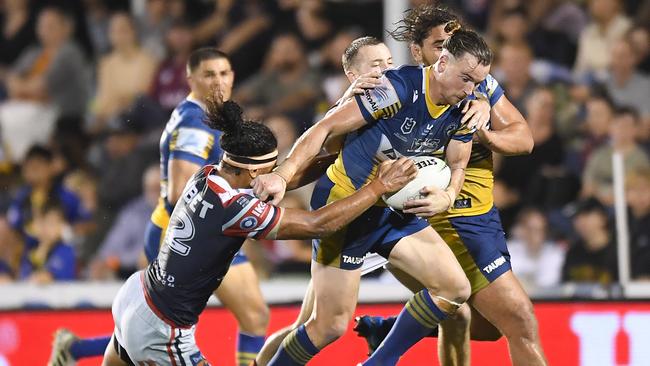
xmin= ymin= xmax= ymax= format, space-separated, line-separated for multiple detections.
xmin=112 ymin=271 xmax=209 ymax=365
xmin=360 ymin=253 xmax=389 ymax=276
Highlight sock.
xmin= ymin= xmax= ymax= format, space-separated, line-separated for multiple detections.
xmin=69 ymin=335 xmax=112 ymax=359
xmin=363 ymin=290 xmax=448 ymax=366
xmin=237 ymin=332 xmax=265 ymax=366
xmin=380 ymin=316 xmax=438 ymax=339
xmin=267 ymin=325 xmax=319 ymax=366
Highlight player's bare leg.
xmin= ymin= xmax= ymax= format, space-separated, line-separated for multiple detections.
xmin=216 ymin=261 xmax=270 ymax=366
xmin=101 ymin=335 xmax=127 ymax=366
xmin=388 ymin=265 xmax=488 ymax=366
xmin=438 ymin=304 xmax=470 ymax=366
xmin=256 ymin=280 xmax=315 ymax=366
xmin=267 ymin=262 xmax=361 ymax=365
xmin=362 ymin=228 xmax=470 ymax=365
xmin=470 ymin=271 xmax=547 ymax=366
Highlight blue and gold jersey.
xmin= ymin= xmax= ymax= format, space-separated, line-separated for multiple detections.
xmin=437 ymin=74 xmax=504 ymax=219
xmin=325 ymin=65 xmax=475 ymax=197
xmin=150 ymin=95 xmax=222 ymax=229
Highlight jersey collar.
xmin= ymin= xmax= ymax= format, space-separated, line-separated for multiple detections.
xmin=423 ymin=66 xmax=450 ymax=119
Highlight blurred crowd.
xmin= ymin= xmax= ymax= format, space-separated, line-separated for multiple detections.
xmin=0 ymin=0 xmax=649 ymax=297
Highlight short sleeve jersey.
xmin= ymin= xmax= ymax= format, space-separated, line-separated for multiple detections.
xmin=151 ymin=95 xmax=224 ymax=228
xmin=326 ymin=65 xmax=475 ymax=194
xmin=144 ymin=166 xmax=283 ymax=327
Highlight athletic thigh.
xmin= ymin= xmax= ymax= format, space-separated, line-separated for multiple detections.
xmin=388 ymin=226 xmax=470 ymax=302
xmin=310 ymin=261 xmax=361 ymax=322
xmin=470 ymin=271 xmax=537 ymax=337
xmin=215 ymin=261 xmax=268 ymax=321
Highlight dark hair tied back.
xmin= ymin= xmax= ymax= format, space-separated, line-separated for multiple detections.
xmin=205 ymin=99 xmax=244 ymax=138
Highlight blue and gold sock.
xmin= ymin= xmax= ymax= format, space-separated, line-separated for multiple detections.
xmin=363 ymin=290 xmax=448 ymax=366
xmin=267 ymin=325 xmax=319 ymax=366
xmin=69 ymin=335 xmax=112 ymax=358
xmin=236 ymin=332 xmax=265 ymax=366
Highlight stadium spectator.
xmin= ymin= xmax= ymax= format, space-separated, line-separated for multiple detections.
xmin=135 ymin=0 xmax=171 ymax=61
xmin=605 ymin=38 xmax=650 ymax=118
xmin=149 ymin=20 xmax=192 ymax=115
xmin=626 ymin=168 xmax=650 ymax=280
xmin=90 ymin=114 xmax=158 ymax=243
xmin=496 ymin=87 xmax=569 ymax=221
xmin=88 ymin=164 xmax=159 ymax=280
xmin=1 ymin=7 xmax=90 ymax=162
xmin=562 ymin=198 xmax=618 ymax=285
xmin=567 ymin=90 xmax=615 ymax=172
xmin=574 ymin=0 xmax=631 ymax=81
xmin=6 ymin=145 xmax=91 ymax=250
xmin=18 ymin=201 xmax=76 ymax=283
xmin=83 ymin=0 xmax=111 ymax=58
xmin=494 ymin=42 xmax=538 ymax=114
xmin=91 ymin=12 xmax=157 ymax=133
xmin=581 ymin=107 xmax=650 ymax=206
xmin=296 ymin=0 xmax=334 ymax=53
xmin=628 ymin=24 xmax=650 ymax=73
xmin=318 ymin=28 xmax=361 ymax=107
xmin=508 ymin=207 xmax=566 ymax=291
xmin=235 ymin=33 xmax=321 ymax=128
xmin=0 ymin=0 xmax=36 ymax=87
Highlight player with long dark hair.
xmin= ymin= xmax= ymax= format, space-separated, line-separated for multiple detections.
xmin=101 ymin=98 xmax=417 ymax=365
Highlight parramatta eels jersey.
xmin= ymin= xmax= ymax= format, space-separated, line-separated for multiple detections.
xmin=326 ymin=65 xmax=475 ymax=198
xmin=150 ymin=95 xmax=222 ymax=230
xmin=436 ymin=74 xmax=504 ymax=219
xmin=145 ymin=166 xmax=283 ymax=327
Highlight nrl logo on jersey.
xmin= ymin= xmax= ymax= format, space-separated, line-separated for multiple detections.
xmin=400 ymin=117 xmax=417 ymax=134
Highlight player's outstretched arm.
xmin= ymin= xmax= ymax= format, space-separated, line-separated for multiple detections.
xmin=275 ymin=158 xmax=417 ymax=240
xmin=477 ymin=95 xmax=533 ymax=155
xmin=251 ymin=99 xmax=368 ymax=204
xmin=403 ymin=139 xmax=472 ymax=217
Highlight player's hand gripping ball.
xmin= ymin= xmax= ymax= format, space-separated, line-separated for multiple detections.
xmin=382 ymin=156 xmax=451 ymax=210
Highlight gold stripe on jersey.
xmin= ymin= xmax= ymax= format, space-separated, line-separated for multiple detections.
xmin=151 ymin=197 xmax=171 ymax=230
xmin=326 ymin=154 xmax=358 ymax=197
xmin=424 ymin=67 xmax=450 ymax=118
xmin=435 ymin=153 xmax=494 ymax=220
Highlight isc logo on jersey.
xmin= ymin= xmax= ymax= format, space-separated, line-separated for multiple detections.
xmin=239 ymin=201 xmax=267 ymax=230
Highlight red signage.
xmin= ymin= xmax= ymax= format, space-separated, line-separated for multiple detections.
xmin=0 ymin=302 xmax=649 ymax=365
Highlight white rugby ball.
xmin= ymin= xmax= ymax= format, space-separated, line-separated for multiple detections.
xmin=382 ymin=156 xmax=451 ymax=210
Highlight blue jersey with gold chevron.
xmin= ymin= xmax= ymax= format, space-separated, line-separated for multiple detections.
xmin=326 ymin=65 xmax=475 ymax=194
xmin=151 ymin=95 xmax=222 ymax=229
xmin=437 ymin=74 xmax=504 ymax=219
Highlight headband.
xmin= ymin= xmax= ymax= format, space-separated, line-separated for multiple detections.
xmin=222 ymin=150 xmax=278 ymax=170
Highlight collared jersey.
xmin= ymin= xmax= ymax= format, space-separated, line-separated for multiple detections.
xmin=144 ymin=166 xmax=283 ymax=327
xmin=326 ymin=65 xmax=475 ymax=196
xmin=150 ymin=95 xmax=223 ymax=230
xmin=438 ymin=74 xmax=504 ymax=219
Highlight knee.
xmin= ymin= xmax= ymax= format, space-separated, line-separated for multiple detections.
xmin=447 ymin=277 xmax=471 ymax=305
xmin=238 ymin=303 xmax=270 ymax=334
xmin=312 ymin=313 xmax=350 ymax=344
xmin=451 ymin=303 xmax=471 ymax=326
xmin=503 ymin=300 xmax=539 ymax=341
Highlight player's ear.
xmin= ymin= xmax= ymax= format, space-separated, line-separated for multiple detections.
xmin=248 ymin=168 xmax=260 ymax=179
xmin=410 ymin=43 xmax=422 ymax=64
xmin=345 ymin=70 xmax=357 ymax=83
xmin=437 ymin=54 xmax=449 ymax=72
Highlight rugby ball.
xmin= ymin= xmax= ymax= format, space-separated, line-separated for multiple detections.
xmin=382 ymin=156 xmax=451 ymax=210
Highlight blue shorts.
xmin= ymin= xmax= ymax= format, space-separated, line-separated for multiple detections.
xmin=144 ymin=220 xmax=248 ymax=266
xmin=430 ymin=206 xmax=511 ymax=294
xmin=310 ymin=176 xmax=429 ymax=270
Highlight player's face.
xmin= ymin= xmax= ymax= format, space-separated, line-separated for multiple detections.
xmin=437 ymin=52 xmax=490 ymax=105
xmin=349 ymin=43 xmax=393 ymax=79
xmin=188 ymin=58 xmax=235 ymax=102
xmin=411 ymin=25 xmax=452 ymax=66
